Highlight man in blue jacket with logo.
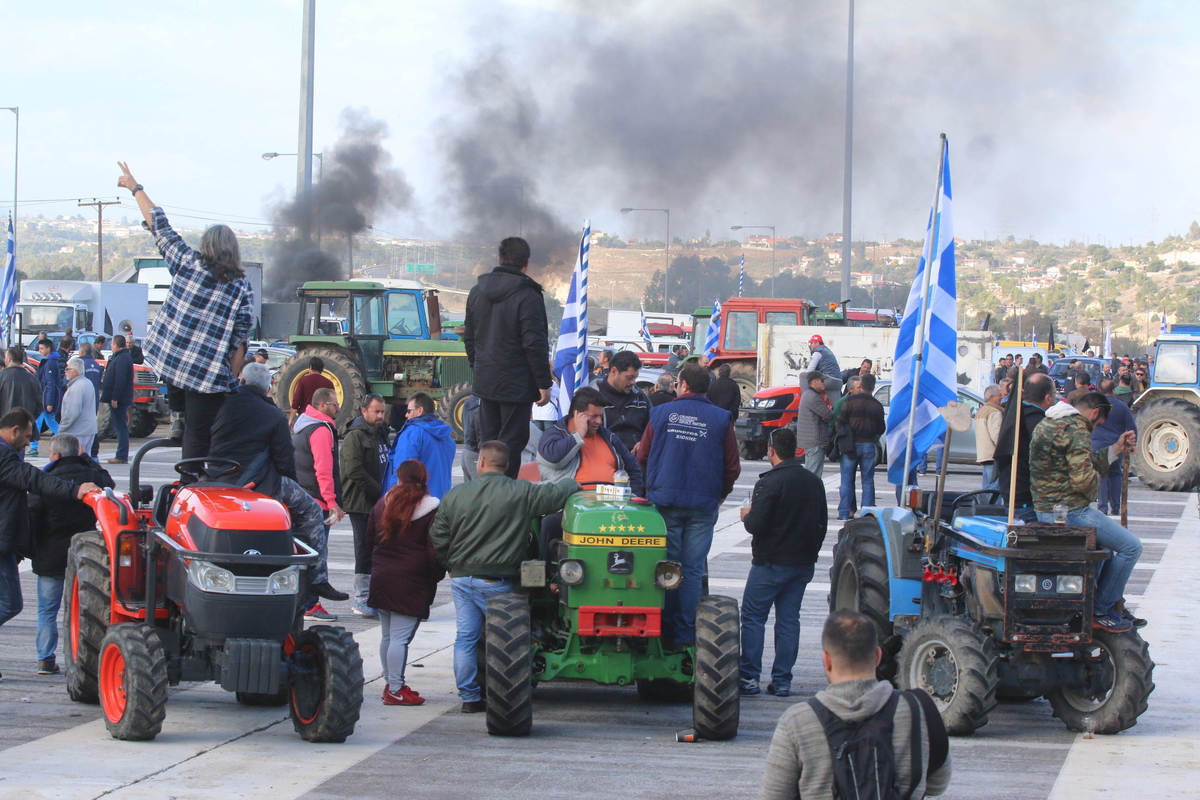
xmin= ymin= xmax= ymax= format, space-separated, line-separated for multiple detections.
xmin=637 ymin=363 xmax=740 ymax=648
xmin=385 ymin=392 xmax=456 ymax=498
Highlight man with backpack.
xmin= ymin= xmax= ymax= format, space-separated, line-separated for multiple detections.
xmin=760 ymin=610 xmax=950 ymax=799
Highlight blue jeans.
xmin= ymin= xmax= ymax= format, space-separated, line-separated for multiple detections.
xmin=981 ymin=462 xmax=998 ymax=491
xmin=37 ymin=575 xmax=65 ymax=662
xmin=659 ymin=506 xmax=718 ymax=644
xmin=0 ymin=553 xmax=21 ymax=626
xmin=112 ymin=403 xmax=131 ymax=461
xmin=1096 ymin=457 xmax=1123 ymax=515
xmin=451 ymin=576 xmax=514 ymax=702
xmin=839 ymin=442 xmax=877 ymax=518
xmin=739 ymin=562 xmax=814 ymax=690
xmin=276 ymin=476 xmax=330 ymax=607
xmin=1037 ymin=506 xmax=1142 ymax=616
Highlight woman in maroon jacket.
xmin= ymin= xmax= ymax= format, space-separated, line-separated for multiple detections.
xmin=367 ymin=459 xmax=444 ymax=706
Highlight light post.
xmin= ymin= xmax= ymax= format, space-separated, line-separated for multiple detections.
xmin=620 ymin=207 xmax=670 ymax=313
xmin=2 ymin=106 xmax=17 ymax=243
xmin=731 ymin=224 xmax=776 ymax=297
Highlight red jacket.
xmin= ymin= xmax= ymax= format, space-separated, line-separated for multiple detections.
xmin=290 ymin=370 xmax=334 ymax=413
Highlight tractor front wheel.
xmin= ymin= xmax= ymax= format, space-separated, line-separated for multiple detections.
xmin=829 ymin=518 xmax=896 ymax=680
xmin=128 ymin=406 xmax=159 ymax=438
xmin=1132 ymin=398 xmax=1200 ymax=491
xmin=98 ymin=623 xmax=169 ymax=741
xmin=898 ymin=615 xmax=999 ymax=735
xmin=1047 ymin=629 xmax=1155 ymax=735
xmin=728 ymin=363 xmax=757 ymax=407
xmin=485 ymin=592 xmax=533 ymax=736
xmin=437 ymin=382 xmax=474 ymax=443
xmin=63 ymin=530 xmax=111 ymax=703
xmin=693 ymin=595 xmax=740 ymax=740
xmin=289 ymin=625 xmax=364 ymax=742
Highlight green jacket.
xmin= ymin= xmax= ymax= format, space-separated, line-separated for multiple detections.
xmin=1029 ymin=404 xmax=1112 ymax=512
xmin=431 ymin=472 xmax=579 ymax=577
xmin=339 ymin=417 xmax=389 ymax=514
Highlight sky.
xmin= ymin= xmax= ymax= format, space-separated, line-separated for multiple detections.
xmin=5 ymin=0 xmax=1200 ymax=249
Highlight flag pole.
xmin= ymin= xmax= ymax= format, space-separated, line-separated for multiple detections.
xmin=899 ymin=133 xmax=948 ymax=492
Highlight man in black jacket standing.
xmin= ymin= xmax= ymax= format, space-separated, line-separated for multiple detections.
xmin=738 ymin=426 xmax=827 ymax=697
xmin=994 ymin=371 xmax=1055 ymax=514
xmin=706 ymin=363 xmax=742 ymax=423
xmin=463 ymin=237 xmax=553 ymax=478
xmin=0 ymin=346 xmax=42 ymax=423
xmin=100 ymin=335 xmax=135 ymax=464
xmin=592 ymin=350 xmax=652 ymax=454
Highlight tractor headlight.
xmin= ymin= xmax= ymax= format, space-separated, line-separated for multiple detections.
xmin=269 ymin=566 xmax=300 ymax=595
xmin=188 ymin=560 xmax=235 ymax=594
xmin=654 ymin=561 xmax=682 ymax=590
xmin=1014 ymin=574 xmax=1037 ymax=594
xmin=559 ymin=559 xmax=585 ymax=586
xmin=1056 ymin=575 xmax=1084 ymax=594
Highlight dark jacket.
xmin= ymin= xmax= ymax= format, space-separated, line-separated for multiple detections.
xmin=367 ymin=493 xmax=444 ymax=618
xmin=648 ymin=388 xmax=676 ymax=407
xmin=0 ymin=365 xmax=43 ymax=418
xmin=638 ymin=394 xmax=740 ymax=512
xmin=994 ymin=400 xmax=1047 ymax=508
xmin=795 ymin=387 xmax=833 ymax=450
xmin=431 ymin=472 xmax=578 ymax=577
xmin=463 ymin=265 xmax=553 ymax=403
xmin=29 ymin=455 xmax=115 ymax=576
xmin=742 ymin=458 xmax=827 ymax=566
xmin=36 ymin=351 xmax=61 ymax=413
xmin=1092 ymin=394 xmax=1136 ymax=450
xmin=340 ymin=415 xmax=390 ymax=514
xmin=838 ymin=392 xmax=886 ymax=444
xmin=593 ymin=377 xmax=652 ymax=451
xmin=99 ymin=348 xmax=135 ymax=407
xmin=0 ymin=439 xmax=80 ymax=557
xmin=81 ymin=356 xmax=104 ymax=409
xmin=209 ymin=384 xmax=295 ymax=497
xmin=536 ymin=419 xmax=645 ymax=496
xmin=706 ymin=376 xmax=742 ymax=423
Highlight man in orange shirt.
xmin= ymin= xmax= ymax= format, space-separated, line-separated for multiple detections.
xmin=290 ymin=356 xmax=335 ymax=425
xmin=536 ymin=387 xmax=643 ymax=494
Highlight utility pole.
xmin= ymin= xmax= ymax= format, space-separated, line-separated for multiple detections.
xmin=297 ymin=0 xmax=317 ymax=242
xmin=78 ymin=198 xmax=120 ymax=280
xmin=840 ymin=0 xmax=855 ymax=304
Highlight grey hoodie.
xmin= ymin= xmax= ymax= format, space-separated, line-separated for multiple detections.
xmin=760 ymin=678 xmax=951 ymax=799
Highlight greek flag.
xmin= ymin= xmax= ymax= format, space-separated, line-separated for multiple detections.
xmin=1031 ymin=328 xmax=1037 ymax=347
xmin=639 ymin=305 xmax=653 ymax=348
xmin=886 ymin=142 xmax=956 ymax=485
xmin=553 ymin=221 xmax=590 ymax=417
xmin=704 ymin=296 xmax=722 ymax=357
xmin=1 ymin=214 xmax=15 ymax=343
xmin=1103 ymin=322 xmax=1112 ymax=360
xmin=1161 ymin=311 xmax=1167 ymax=335
xmin=738 ymin=254 xmax=745 ymax=297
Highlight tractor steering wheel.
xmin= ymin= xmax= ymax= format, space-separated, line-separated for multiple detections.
xmin=950 ymin=489 xmax=1006 ymax=513
xmin=174 ymin=457 xmax=242 ymax=484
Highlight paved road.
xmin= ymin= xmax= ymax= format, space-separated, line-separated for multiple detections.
xmin=0 ymin=436 xmax=1194 ymax=799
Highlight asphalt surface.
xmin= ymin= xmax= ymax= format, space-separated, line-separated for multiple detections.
xmin=0 ymin=429 xmax=1194 ymax=799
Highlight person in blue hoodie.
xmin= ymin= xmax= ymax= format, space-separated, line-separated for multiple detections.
xmin=33 ymin=340 xmax=61 ymax=455
xmin=384 ymin=392 xmax=456 ymax=499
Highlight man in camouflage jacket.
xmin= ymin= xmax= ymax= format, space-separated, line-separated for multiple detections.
xmin=1029 ymin=391 xmax=1142 ymax=633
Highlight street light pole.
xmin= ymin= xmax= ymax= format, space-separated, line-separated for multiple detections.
xmin=840 ymin=0 xmax=855 ymax=304
xmin=2 ymin=107 xmax=17 ymax=249
xmin=731 ymin=224 xmax=776 ymax=297
xmin=297 ymin=0 xmax=316 ymax=240
xmin=620 ymin=207 xmax=670 ymax=313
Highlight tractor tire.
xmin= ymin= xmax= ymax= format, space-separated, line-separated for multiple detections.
xmin=96 ymin=404 xmax=115 ymax=442
xmin=274 ymin=347 xmax=367 ymax=430
xmin=236 ymin=689 xmax=289 ymax=707
xmin=63 ymin=530 xmax=111 ymax=704
xmin=728 ymin=363 xmax=758 ymax=407
xmin=484 ymin=592 xmax=533 ymax=737
xmin=898 ymin=615 xmax=999 ymax=735
xmin=693 ymin=595 xmax=740 ymax=741
xmin=1132 ymin=398 xmax=1200 ymax=491
xmin=636 ymin=678 xmax=692 ymax=703
xmin=740 ymin=440 xmax=766 ymax=461
xmin=437 ymin=382 xmax=474 ymax=443
xmin=98 ymin=623 xmax=169 ymax=741
xmin=1046 ymin=629 xmax=1155 ymax=735
xmin=128 ymin=406 xmax=159 ymax=439
xmin=829 ymin=519 xmax=896 ymax=679
xmin=288 ymin=625 xmax=364 ymax=743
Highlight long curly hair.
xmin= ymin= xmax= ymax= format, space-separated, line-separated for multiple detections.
xmin=379 ymin=459 xmax=429 ymax=541
xmin=199 ymin=224 xmax=245 ymax=283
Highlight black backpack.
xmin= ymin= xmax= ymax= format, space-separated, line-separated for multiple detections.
xmin=808 ymin=689 xmax=947 ymax=800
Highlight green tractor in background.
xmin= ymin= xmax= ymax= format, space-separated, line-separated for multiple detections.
xmin=273 ymin=280 xmax=474 ymax=439
xmin=484 ymin=488 xmax=741 ymax=740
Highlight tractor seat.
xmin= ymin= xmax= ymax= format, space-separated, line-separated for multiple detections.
xmin=153 ymin=484 xmax=178 ymax=529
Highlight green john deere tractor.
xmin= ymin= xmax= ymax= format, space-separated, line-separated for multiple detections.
xmin=272 ymin=280 xmax=474 ymax=439
xmin=484 ymin=488 xmax=741 ymax=740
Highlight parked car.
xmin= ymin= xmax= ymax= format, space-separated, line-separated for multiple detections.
xmin=1048 ymin=356 xmax=1107 ymax=394
xmin=875 ymin=380 xmax=983 ymax=466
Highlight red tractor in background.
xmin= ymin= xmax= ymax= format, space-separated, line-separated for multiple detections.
xmin=61 ymin=439 xmax=363 ymax=742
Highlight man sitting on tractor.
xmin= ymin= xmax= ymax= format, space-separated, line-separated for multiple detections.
xmin=1029 ymin=390 xmax=1143 ymax=633
xmin=537 ymin=386 xmax=644 ymax=495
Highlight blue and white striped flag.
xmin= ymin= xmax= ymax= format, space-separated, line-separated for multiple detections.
xmin=1160 ymin=311 xmax=1167 ymax=335
xmin=1103 ymin=322 xmax=1112 ymax=360
xmin=553 ymin=221 xmax=590 ymax=417
xmin=886 ymin=142 xmax=957 ymax=486
xmin=1031 ymin=328 xmax=1037 ymax=347
xmin=704 ymin=296 xmax=722 ymax=358
xmin=639 ymin=305 xmax=653 ymax=348
xmin=1 ymin=214 xmax=15 ymax=343
xmin=737 ymin=254 xmax=745 ymax=297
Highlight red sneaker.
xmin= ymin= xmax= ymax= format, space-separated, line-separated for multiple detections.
xmin=381 ymin=684 xmax=390 ymax=700
xmin=383 ymin=685 xmax=425 ymax=706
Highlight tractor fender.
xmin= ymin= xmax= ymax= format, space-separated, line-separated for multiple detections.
xmin=854 ymin=507 xmax=924 ymax=622
xmin=1131 ymin=386 xmax=1200 ymax=414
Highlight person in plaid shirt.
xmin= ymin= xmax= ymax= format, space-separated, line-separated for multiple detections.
xmin=117 ymin=163 xmax=254 ymax=459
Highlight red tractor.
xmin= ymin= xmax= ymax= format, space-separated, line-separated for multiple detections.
xmin=61 ymin=439 xmax=364 ymax=742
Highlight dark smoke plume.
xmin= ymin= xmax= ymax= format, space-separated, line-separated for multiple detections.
xmin=268 ymin=109 xmax=413 ymax=300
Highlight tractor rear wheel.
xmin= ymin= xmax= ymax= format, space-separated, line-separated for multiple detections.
xmin=1132 ymin=398 xmax=1200 ymax=491
xmin=485 ymin=592 xmax=533 ymax=736
xmin=740 ymin=440 xmax=766 ymax=461
xmin=128 ymin=406 xmax=159 ymax=438
xmin=274 ymin=347 xmax=367 ymax=429
xmin=437 ymin=382 xmax=474 ymax=443
xmin=98 ymin=623 xmax=169 ymax=741
xmin=898 ymin=615 xmax=999 ymax=735
xmin=829 ymin=518 xmax=896 ymax=679
xmin=288 ymin=625 xmax=364 ymax=742
xmin=63 ymin=530 xmax=111 ymax=704
xmin=1047 ymin=629 xmax=1155 ymax=734
xmin=96 ymin=404 xmax=115 ymax=441
xmin=693 ymin=595 xmax=740 ymax=741
xmin=728 ymin=363 xmax=757 ymax=407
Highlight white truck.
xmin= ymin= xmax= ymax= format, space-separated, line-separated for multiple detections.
xmin=17 ymin=280 xmax=149 ymax=347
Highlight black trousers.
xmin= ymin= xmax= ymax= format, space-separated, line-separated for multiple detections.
xmin=477 ymin=399 xmax=531 ymax=479
xmin=349 ymin=511 xmax=372 ymax=574
xmin=168 ymin=385 xmax=228 ymax=460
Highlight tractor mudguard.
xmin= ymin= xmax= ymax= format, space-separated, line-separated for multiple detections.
xmin=853 ymin=508 xmax=923 ymax=621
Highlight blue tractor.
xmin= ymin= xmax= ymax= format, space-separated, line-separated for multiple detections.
xmin=829 ymin=485 xmax=1155 ymax=735
xmin=1131 ymin=331 xmax=1200 ymax=491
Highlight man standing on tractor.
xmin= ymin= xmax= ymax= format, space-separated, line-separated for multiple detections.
xmin=806 ymin=334 xmax=842 ymax=396
xmin=430 ymin=441 xmax=578 ymax=713
xmin=289 ymin=356 xmax=335 ymax=426
xmin=384 ymin=392 xmax=456 ymax=499
xmin=341 ymin=393 xmax=391 ymax=618
xmin=463 ymin=237 xmax=554 ymax=479
xmin=738 ymin=427 xmax=826 ymax=698
xmin=1029 ymin=390 xmax=1142 ymax=633
xmin=592 ymin=350 xmax=652 ymax=454
xmin=637 ymin=363 xmax=740 ymax=649
xmin=994 ymin=371 xmax=1055 ymax=515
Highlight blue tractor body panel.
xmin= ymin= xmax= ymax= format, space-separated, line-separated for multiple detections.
xmin=860 ymin=507 xmax=925 ymax=620
xmin=952 ymin=515 xmax=1009 ymax=571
